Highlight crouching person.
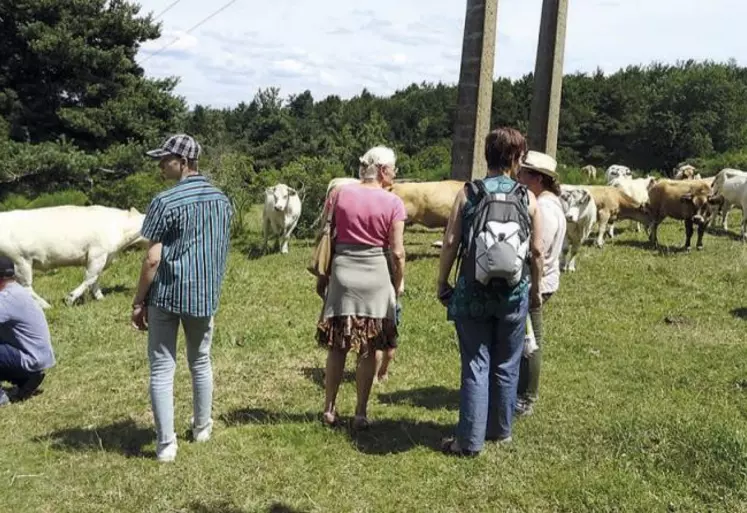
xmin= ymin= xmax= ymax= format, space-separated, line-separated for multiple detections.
xmin=0 ymin=256 xmax=55 ymax=405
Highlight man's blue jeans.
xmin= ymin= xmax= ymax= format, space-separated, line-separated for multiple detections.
xmin=454 ymin=294 xmax=528 ymax=452
xmin=0 ymin=342 xmax=28 ymax=385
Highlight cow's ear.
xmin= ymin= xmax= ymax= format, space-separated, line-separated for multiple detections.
xmin=289 ymin=188 xmax=298 ymax=196
xmin=265 ymin=187 xmax=273 ymax=195
xmin=680 ymin=193 xmax=693 ymax=203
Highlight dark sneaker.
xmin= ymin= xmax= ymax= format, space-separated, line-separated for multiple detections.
xmin=15 ymin=372 xmax=45 ymax=401
xmin=514 ymin=397 xmax=534 ymax=417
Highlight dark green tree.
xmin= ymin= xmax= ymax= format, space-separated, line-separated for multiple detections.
xmin=0 ymin=0 xmax=185 ymax=150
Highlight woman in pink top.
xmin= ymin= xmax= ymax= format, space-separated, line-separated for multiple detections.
xmin=316 ymin=146 xmax=407 ymax=430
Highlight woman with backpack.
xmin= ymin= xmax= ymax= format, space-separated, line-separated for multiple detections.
xmin=515 ymin=151 xmax=567 ymax=417
xmin=436 ymin=127 xmax=544 ymax=457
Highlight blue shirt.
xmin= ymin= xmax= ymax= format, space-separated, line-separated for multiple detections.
xmin=447 ymin=175 xmax=530 ymax=321
xmin=141 ymin=175 xmax=233 ymax=318
xmin=0 ymin=282 xmax=55 ymax=372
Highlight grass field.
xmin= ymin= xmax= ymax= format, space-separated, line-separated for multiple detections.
xmin=2 ymin=211 xmax=747 ymax=513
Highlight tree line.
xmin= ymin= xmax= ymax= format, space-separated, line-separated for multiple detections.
xmin=2 ymin=1 xmax=747 ymax=236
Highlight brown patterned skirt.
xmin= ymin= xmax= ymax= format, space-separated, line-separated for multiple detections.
xmin=316 ymin=244 xmax=398 ymax=357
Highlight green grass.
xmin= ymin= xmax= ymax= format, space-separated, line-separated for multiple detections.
xmin=3 ymin=214 xmax=747 ymax=513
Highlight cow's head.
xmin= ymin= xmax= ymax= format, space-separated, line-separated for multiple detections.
xmin=266 ymin=183 xmax=298 ymax=212
xmin=680 ymin=190 xmax=722 ymax=226
xmin=674 ymin=165 xmax=696 ymax=180
xmin=607 ymin=165 xmax=632 ymax=182
xmin=560 ymin=188 xmax=592 ymax=224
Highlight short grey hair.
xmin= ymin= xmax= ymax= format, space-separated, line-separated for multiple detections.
xmin=358 ymin=146 xmax=396 ymax=182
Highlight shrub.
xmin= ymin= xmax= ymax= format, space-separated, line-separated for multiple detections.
xmin=0 ymin=190 xmax=90 ymax=211
xmin=0 ymin=193 xmax=31 ymax=211
xmin=90 ymin=171 xmax=167 ymax=212
xmin=27 ymin=190 xmax=90 ymax=209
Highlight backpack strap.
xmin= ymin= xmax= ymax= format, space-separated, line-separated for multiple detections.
xmin=464 ymin=179 xmax=486 ymax=203
xmin=455 ymin=179 xmax=486 ymax=282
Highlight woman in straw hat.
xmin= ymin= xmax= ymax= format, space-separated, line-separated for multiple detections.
xmin=515 ymin=150 xmax=567 ymax=417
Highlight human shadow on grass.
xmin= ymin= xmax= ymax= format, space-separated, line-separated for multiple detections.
xmin=378 ymin=386 xmax=459 ymax=411
xmin=34 ymin=419 xmax=152 ymax=457
xmin=300 ymin=366 xmax=355 ymax=390
xmin=189 ymin=501 xmax=308 ymax=513
xmin=730 ymin=307 xmax=747 ymax=320
xmin=220 ymin=407 xmax=452 ymax=456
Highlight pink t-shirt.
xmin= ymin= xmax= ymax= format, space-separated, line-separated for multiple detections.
xmin=328 ymin=184 xmax=407 ymax=247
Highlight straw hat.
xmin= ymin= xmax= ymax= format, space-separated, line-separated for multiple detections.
xmin=521 ymin=150 xmax=558 ymax=180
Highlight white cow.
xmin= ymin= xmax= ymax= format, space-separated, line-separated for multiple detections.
xmin=605 ymin=164 xmax=632 ymax=184
xmin=711 ymin=168 xmax=747 ymax=227
xmin=0 ymin=205 xmax=146 ymax=308
xmin=714 ymin=175 xmax=747 ymax=231
xmin=581 ymin=165 xmax=597 ymax=181
xmin=559 ymin=187 xmax=598 ymax=272
xmin=263 ymin=183 xmax=302 ymax=254
xmin=711 ymin=168 xmax=747 ymax=192
xmin=609 ymin=175 xmax=656 ymax=233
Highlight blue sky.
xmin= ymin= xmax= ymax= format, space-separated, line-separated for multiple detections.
xmin=133 ymin=0 xmax=746 ymax=108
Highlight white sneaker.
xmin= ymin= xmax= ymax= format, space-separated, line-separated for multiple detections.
xmin=156 ymin=439 xmax=178 ymax=462
xmin=191 ymin=417 xmax=213 ymax=443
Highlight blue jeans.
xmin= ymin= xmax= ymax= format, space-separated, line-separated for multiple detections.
xmin=454 ymin=294 xmax=528 ymax=452
xmin=0 ymin=343 xmax=27 ymax=385
xmin=147 ymin=307 xmax=214 ymax=447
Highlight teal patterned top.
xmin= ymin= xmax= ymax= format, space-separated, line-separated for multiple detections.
xmin=446 ymin=175 xmax=530 ymax=321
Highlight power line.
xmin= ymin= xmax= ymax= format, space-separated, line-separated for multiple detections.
xmin=152 ymin=0 xmax=183 ymax=21
xmin=140 ymin=0 xmax=241 ymax=64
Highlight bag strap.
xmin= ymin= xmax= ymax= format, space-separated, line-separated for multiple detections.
xmin=465 ymin=179 xmax=487 ymax=202
xmin=326 ymin=187 xmax=341 ymax=230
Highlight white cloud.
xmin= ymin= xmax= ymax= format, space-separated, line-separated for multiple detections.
xmin=133 ymin=0 xmax=747 ymax=107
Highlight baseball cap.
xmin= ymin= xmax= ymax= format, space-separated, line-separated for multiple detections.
xmin=146 ymin=134 xmax=201 ymax=160
xmin=0 ymin=256 xmax=15 ymax=278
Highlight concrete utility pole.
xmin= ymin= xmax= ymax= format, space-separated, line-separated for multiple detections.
xmin=450 ymin=0 xmax=499 ymax=181
xmin=527 ymin=0 xmax=569 ymax=159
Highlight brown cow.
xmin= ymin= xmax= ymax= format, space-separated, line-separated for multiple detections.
xmin=579 ymin=185 xmax=650 ymax=247
xmin=389 ymin=180 xmax=466 ymax=229
xmin=647 ymin=179 xmax=723 ymax=250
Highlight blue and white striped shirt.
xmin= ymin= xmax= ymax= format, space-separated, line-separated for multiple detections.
xmin=141 ymin=175 xmax=233 ymax=318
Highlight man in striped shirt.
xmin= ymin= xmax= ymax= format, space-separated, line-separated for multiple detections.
xmin=131 ymin=133 xmax=233 ymax=463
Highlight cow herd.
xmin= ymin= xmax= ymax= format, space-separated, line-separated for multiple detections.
xmin=1 ymin=162 xmax=744 ymax=310
xmin=266 ymin=162 xmax=747 ymax=276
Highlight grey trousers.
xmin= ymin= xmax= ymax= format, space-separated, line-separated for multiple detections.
xmin=147 ymin=306 xmax=214 ymax=447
